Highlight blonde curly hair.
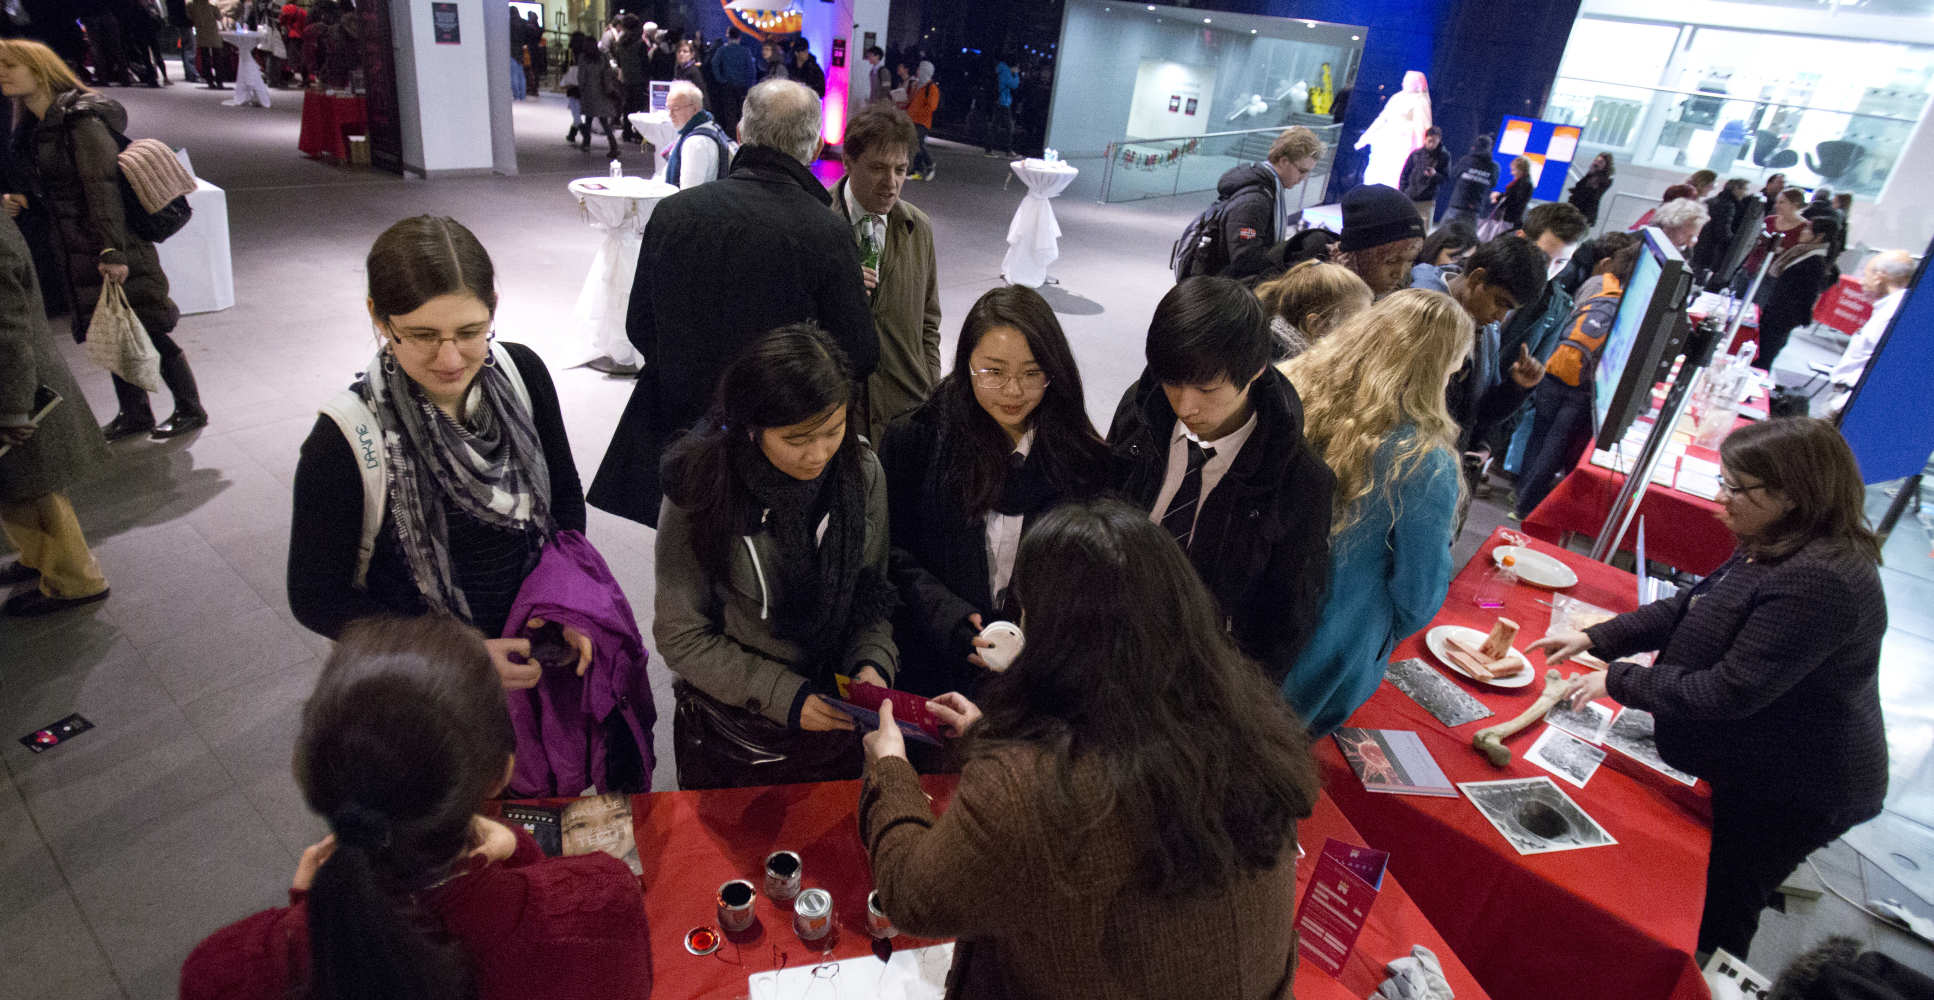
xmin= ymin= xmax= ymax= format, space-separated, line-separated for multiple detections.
xmin=1281 ymin=288 xmax=1473 ymax=537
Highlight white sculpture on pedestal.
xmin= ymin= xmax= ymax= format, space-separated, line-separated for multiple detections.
xmin=1354 ymin=70 xmax=1433 ymax=190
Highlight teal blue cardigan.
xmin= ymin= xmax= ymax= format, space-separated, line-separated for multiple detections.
xmin=1282 ymin=430 xmax=1459 ymax=737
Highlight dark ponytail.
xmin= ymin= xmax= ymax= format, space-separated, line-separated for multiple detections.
xmin=660 ymin=323 xmax=855 ymax=578
xmin=296 ymin=615 xmax=515 ymax=1000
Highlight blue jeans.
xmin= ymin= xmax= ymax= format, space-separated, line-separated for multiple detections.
xmin=510 ymin=58 xmax=527 ymax=99
xmin=1515 ymin=378 xmax=1594 ymax=520
xmin=913 ymin=124 xmax=934 ymax=173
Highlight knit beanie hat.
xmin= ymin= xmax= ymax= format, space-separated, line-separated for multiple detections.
xmin=1340 ymin=184 xmax=1425 ymax=252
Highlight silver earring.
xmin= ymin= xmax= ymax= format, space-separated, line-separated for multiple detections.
xmin=381 ymin=349 xmax=396 ymax=375
xmin=482 ymin=351 xmax=497 ymax=368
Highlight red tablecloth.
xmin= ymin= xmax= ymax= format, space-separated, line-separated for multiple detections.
xmin=1522 ymin=448 xmax=1733 ymax=575
xmin=298 ymin=91 xmax=367 ymax=160
xmin=584 ymin=776 xmax=1489 ymax=999
xmin=1321 ymin=527 xmax=1711 ymax=1000
xmin=1522 ymin=382 xmax=1755 ymax=576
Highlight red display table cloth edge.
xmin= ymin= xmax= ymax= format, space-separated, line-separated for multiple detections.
xmin=298 ymin=91 xmax=368 ymax=160
xmin=509 ymin=777 xmax=1491 ymax=999
xmin=1324 ymin=527 xmax=1711 ymax=1000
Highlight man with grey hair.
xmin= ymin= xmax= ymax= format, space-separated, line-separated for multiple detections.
xmin=663 ymin=81 xmax=730 ymax=188
xmin=1651 ymin=197 xmax=1710 ymax=255
xmin=589 ymin=79 xmax=877 ymax=528
xmin=1828 ymin=250 xmax=1918 ymax=415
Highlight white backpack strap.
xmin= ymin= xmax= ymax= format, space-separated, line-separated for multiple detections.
xmin=318 ymin=388 xmax=387 ymax=589
xmin=492 ymin=341 xmax=533 ymax=416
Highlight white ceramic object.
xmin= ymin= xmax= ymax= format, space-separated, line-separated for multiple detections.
xmin=1493 ymin=545 xmax=1578 ymax=590
xmin=1426 ymin=625 xmax=1536 ymax=689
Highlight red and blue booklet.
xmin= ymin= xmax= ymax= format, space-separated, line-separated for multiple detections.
xmin=828 ymin=676 xmax=945 ymax=746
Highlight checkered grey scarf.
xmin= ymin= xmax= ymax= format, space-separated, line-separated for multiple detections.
xmin=364 ymin=349 xmax=553 ymax=622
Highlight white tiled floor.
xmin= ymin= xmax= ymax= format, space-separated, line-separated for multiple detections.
xmin=2 ymin=83 xmax=1929 ymax=998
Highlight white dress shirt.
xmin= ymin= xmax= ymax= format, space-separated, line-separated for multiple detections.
xmin=984 ymin=429 xmax=1034 ymax=607
xmin=1828 ymin=289 xmax=1903 ymax=414
xmin=1149 ymin=410 xmax=1259 ymax=537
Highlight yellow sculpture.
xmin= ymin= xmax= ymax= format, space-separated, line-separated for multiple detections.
xmin=1308 ymin=63 xmax=1334 ymax=116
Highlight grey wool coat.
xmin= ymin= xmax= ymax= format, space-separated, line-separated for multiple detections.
xmin=0 ymin=215 xmax=108 ymax=503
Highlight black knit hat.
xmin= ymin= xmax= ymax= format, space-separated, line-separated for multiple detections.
xmin=1340 ymin=184 xmax=1426 ymax=252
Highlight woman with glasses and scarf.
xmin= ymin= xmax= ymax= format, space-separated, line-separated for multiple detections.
xmin=288 ymin=216 xmax=589 ymax=691
xmin=654 ymin=323 xmax=899 ymax=789
xmin=879 ymin=287 xmax=1109 ymax=699
xmin=1531 ymin=418 xmax=1888 ymax=966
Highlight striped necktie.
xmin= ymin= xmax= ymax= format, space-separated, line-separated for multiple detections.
xmin=1160 ymin=441 xmax=1215 ymax=550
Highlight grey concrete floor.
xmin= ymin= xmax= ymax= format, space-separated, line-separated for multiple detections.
xmin=1 ymin=81 xmax=1930 ymax=998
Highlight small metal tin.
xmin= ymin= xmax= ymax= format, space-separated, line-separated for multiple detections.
xmin=792 ymin=887 xmax=833 ymax=940
xmin=717 ymin=879 xmax=757 ymax=933
xmin=684 ymin=926 xmax=721 ymax=956
xmin=866 ymin=890 xmax=897 ymax=939
xmin=764 ymin=850 xmax=803 ymax=902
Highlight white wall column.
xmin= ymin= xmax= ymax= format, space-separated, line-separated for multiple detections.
xmin=388 ymin=0 xmax=515 ymax=177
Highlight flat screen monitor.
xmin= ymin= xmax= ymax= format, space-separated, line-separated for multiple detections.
xmin=1593 ymin=227 xmax=1691 ymax=450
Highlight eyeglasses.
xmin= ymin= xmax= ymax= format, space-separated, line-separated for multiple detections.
xmin=970 ymin=368 xmax=1050 ymax=392
xmin=1717 ymin=477 xmax=1766 ymax=497
xmin=390 ymin=327 xmax=495 ymax=356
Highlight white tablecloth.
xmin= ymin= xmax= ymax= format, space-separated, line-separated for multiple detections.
xmin=155 ymin=178 xmax=234 ymax=315
xmin=1001 ymin=158 xmax=1078 ymax=288
xmin=569 ymin=175 xmax=678 ymax=367
xmin=220 ymin=31 xmax=273 ymax=108
xmin=627 ymin=111 xmax=682 ymax=182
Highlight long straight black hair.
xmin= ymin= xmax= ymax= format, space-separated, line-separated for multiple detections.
xmin=966 ymin=499 xmax=1318 ymax=898
xmin=660 ymin=323 xmax=857 ymax=578
xmin=297 ymin=614 xmax=515 ymax=1000
xmin=931 ymin=286 xmax=1108 ymax=519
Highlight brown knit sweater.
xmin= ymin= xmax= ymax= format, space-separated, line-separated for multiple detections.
xmin=860 ymin=751 xmax=1298 ymax=1000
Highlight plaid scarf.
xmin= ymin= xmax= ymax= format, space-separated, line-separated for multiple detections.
xmin=363 ymin=348 xmax=553 ymax=622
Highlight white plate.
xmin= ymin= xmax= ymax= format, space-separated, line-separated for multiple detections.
xmin=1493 ymin=545 xmax=1578 ymax=590
xmin=1425 ymin=625 xmax=1536 ymax=689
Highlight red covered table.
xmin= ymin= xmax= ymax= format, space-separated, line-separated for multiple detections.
xmin=298 ymin=91 xmax=368 ymax=160
xmin=1319 ymin=527 xmax=1712 ymax=1000
xmin=568 ymin=775 xmax=1488 ymax=999
xmin=1522 ymin=384 xmax=1761 ymax=576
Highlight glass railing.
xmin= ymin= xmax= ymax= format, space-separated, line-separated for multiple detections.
xmin=1095 ymin=120 xmax=1342 ymax=204
xmin=1544 ymin=76 xmax=1926 ymax=198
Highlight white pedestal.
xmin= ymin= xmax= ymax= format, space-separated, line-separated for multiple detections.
xmin=155 ymin=179 xmax=234 ymax=315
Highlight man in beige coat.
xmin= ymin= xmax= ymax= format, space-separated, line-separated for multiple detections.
xmin=831 ymin=105 xmax=941 ymax=442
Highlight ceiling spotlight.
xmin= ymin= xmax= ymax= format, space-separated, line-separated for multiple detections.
xmin=1250 ymin=28 xmax=1257 ymax=33
xmin=1304 ymin=20 xmax=1316 ymax=28
xmin=1351 ymin=34 xmax=1360 ymax=40
xmin=1145 ymin=4 xmax=1155 ymax=9
xmin=1203 ymin=16 xmax=1211 ymax=22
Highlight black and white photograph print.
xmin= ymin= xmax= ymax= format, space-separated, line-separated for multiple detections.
xmin=1603 ymin=708 xmax=1698 ymax=786
xmin=1526 ymin=726 xmax=1607 ymax=789
xmin=1457 ymin=776 xmax=1618 ymax=855
xmin=1385 ymin=657 xmax=1494 ymax=728
xmin=1544 ymin=699 xmax=1614 ymax=744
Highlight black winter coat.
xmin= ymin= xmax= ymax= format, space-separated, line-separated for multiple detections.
xmin=1690 ymin=191 xmax=1742 ymax=276
xmin=1399 ymin=144 xmax=1450 ymax=201
xmin=587 ymin=144 xmax=877 ymax=528
xmin=1446 ymin=153 xmax=1497 ymax=214
xmin=1214 ymin=163 xmax=1278 ymax=265
xmin=1761 ymin=251 xmax=1832 ymax=339
xmin=1107 ymin=367 xmax=1335 ymax=686
xmin=879 ymin=395 xmax=1108 ymax=697
xmin=10 ymin=90 xmax=177 ymax=342
xmin=1567 ymin=171 xmax=1612 ymax=224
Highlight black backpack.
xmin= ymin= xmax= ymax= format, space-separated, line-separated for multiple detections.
xmin=1171 ymin=197 xmax=1234 ymax=281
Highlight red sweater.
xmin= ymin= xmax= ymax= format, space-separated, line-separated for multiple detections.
xmin=179 ymin=829 xmax=651 ymax=1000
